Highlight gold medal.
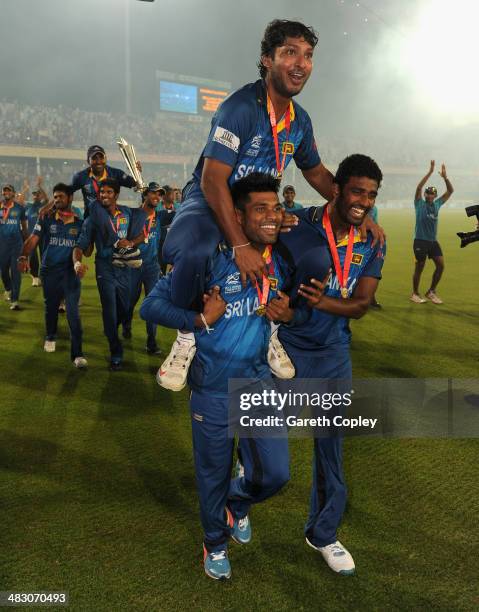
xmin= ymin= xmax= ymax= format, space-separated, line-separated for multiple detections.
xmin=256 ymin=304 xmax=266 ymax=316
xmin=341 ymin=287 xmax=348 ymax=299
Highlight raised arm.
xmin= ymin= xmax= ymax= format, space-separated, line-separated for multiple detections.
xmin=415 ymin=160 xmax=435 ymax=201
xmin=301 ymin=162 xmax=335 ymax=202
xmin=438 ymin=163 xmax=454 ymax=204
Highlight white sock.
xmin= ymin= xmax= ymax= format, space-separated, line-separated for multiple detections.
xmin=177 ymin=330 xmax=195 ymax=344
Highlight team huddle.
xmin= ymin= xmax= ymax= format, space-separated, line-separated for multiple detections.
xmin=0 ymin=19 xmax=454 ymax=581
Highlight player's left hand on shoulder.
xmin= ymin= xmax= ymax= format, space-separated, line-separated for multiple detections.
xmin=265 ymin=290 xmax=293 ymax=322
xmin=361 ymin=216 xmax=386 ymax=247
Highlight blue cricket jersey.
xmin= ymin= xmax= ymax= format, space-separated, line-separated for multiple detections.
xmin=185 ymin=80 xmax=321 ymax=207
xmin=25 ymin=202 xmax=43 ymax=234
xmin=279 ymin=206 xmax=386 ymax=352
xmin=76 ymin=205 xmax=132 ymax=261
xmin=140 ymin=210 xmax=161 ymax=264
xmin=141 ymin=244 xmax=304 ymax=395
xmin=0 ymin=202 xmax=25 ymax=245
xmin=33 ymin=212 xmax=83 ymax=271
xmin=71 ymin=166 xmax=137 ymax=212
xmin=414 ymin=198 xmax=444 ymax=241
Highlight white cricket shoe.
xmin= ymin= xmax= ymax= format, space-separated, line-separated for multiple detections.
xmin=9 ymin=302 xmax=20 ymax=310
xmin=44 ymin=340 xmax=56 ymax=353
xmin=4 ymin=290 xmax=11 ymax=301
xmin=410 ymin=293 xmax=427 ymax=304
xmin=425 ymin=290 xmax=443 ymax=304
xmin=156 ymin=336 xmax=196 ymax=391
xmin=32 ymin=277 xmax=41 ymax=287
xmin=73 ymin=356 xmax=88 ymax=369
xmin=268 ymin=331 xmax=295 ymax=379
xmin=306 ymin=538 xmax=355 ymax=576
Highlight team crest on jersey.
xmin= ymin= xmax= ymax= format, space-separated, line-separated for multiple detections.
xmin=119 ymin=217 xmax=128 ymax=225
xmin=224 ymin=271 xmax=242 ymax=294
xmin=213 ymin=126 xmax=240 ymax=153
xmin=69 ymin=228 xmax=79 ymax=236
xmin=50 ymin=224 xmax=57 ymax=233
xmin=282 ymin=142 xmax=295 ymax=155
xmin=352 ymin=253 xmax=363 ymax=265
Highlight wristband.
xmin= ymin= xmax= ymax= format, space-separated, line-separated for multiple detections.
xmin=231 ymin=241 xmax=251 ymax=260
xmin=17 ymin=255 xmax=27 ymax=261
xmin=74 ymin=261 xmax=82 ymax=272
xmin=200 ymin=313 xmax=214 ymax=334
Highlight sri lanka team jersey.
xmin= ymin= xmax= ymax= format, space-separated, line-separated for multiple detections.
xmin=25 ymin=202 xmax=43 ymax=234
xmin=71 ymin=165 xmax=136 ymax=212
xmin=33 ymin=213 xmax=83 ymax=271
xmin=186 ymin=80 xmax=321 ymax=207
xmin=279 ymin=205 xmax=386 ymax=352
xmin=0 ymin=202 xmax=25 ymax=244
xmin=414 ymin=198 xmax=444 ymax=242
xmin=139 ymin=211 xmax=161 ymax=265
xmin=76 ymin=205 xmax=132 ymax=261
xmin=141 ymin=245 xmax=302 ymax=395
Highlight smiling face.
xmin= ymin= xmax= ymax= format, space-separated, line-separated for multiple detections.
xmin=144 ymin=190 xmax=161 ymax=208
xmin=263 ymin=36 xmax=314 ymax=98
xmin=2 ymin=186 xmax=14 ymax=203
xmin=99 ymin=185 xmax=118 ymax=208
xmin=89 ymin=152 xmax=106 ymax=176
xmin=236 ymin=191 xmax=284 ymax=246
xmin=53 ymin=190 xmax=73 ymax=211
xmin=334 ymin=176 xmax=379 ymax=226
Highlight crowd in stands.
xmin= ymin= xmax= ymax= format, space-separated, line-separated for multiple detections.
xmin=0 ymin=99 xmax=210 ymax=157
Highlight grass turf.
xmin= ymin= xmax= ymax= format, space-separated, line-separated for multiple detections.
xmin=1 ymin=210 xmax=478 ymax=611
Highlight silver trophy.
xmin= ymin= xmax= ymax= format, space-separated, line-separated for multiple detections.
xmin=117 ymin=137 xmax=147 ymax=191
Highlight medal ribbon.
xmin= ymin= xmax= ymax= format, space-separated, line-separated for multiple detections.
xmin=267 ymin=96 xmax=291 ymax=177
xmin=1 ymin=202 xmax=13 ymax=223
xmin=323 ymin=205 xmax=354 ymax=298
xmin=255 ymin=245 xmax=275 ymax=308
xmin=109 ymin=209 xmax=121 ymax=234
xmin=143 ymin=213 xmax=155 ymax=241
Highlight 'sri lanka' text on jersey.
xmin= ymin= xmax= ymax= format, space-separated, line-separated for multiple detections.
xmin=141 ymin=245 xmax=305 ymax=395
xmin=186 ymin=80 xmax=321 ymax=205
xmin=0 ymin=202 xmax=25 ymax=243
xmin=33 ymin=214 xmax=83 ymax=270
xmin=76 ymin=206 xmax=132 ymax=261
xmin=279 ymin=206 xmax=386 ymax=352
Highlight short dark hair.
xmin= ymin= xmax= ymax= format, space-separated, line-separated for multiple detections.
xmin=258 ymin=20 xmax=319 ymax=79
xmin=53 ymin=183 xmax=73 ymax=197
xmin=334 ymin=154 xmax=383 ymax=190
xmin=230 ymin=172 xmax=280 ymax=211
xmin=100 ymin=178 xmax=120 ymax=195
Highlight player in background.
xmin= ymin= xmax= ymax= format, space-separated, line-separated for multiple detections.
xmin=157 ymin=185 xmax=176 ymax=275
xmin=24 ymin=177 xmax=49 ymax=287
xmin=279 ymin=154 xmax=386 ymax=576
xmin=73 ymin=179 xmax=144 ymax=371
xmin=141 ymin=173 xmax=306 ymax=580
xmin=18 ymin=183 xmax=87 ymax=367
xmin=411 ymin=160 xmax=453 ymax=304
xmin=122 ymin=182 xmax=163 ymax=354
xmin=0 ymin=184 xmax=27 ymax=310
xmin=281 ymin=184 xmax=303 ymax=211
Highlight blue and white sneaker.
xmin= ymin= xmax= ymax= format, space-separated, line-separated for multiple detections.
xmin=305 ymin=537 xmax=355 ymax=575
xmin=227 ymin=507 xmax=251 ymax=545
xmin=203 ymin=545 xmax=231 ymax=580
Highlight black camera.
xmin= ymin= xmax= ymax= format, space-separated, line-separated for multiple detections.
xmin=457 ymin=205 xmax=479 ymax=248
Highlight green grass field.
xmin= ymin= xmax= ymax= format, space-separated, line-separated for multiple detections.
xmin=1 ymin=210 xmax=478 ymax=611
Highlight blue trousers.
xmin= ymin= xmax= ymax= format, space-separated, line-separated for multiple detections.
xmin=95 ymin=260 xmax=130 ymax=361
xmin=0 ymin=240 xmax=22 ymax=301
xmin=288 ymin=348 xmax=352 ymax=547
xmin=41 ymin=267 xmax=83 ymax=360
xmin=190 ymin=391 xmax=290 ymax=553
xmin=124 ymin=260 xmax=160 ymax=349
xmin=162 ymin=199 xmax=221 ymax=309
xmin=29 ymin=242 xmax=44 ymax=278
